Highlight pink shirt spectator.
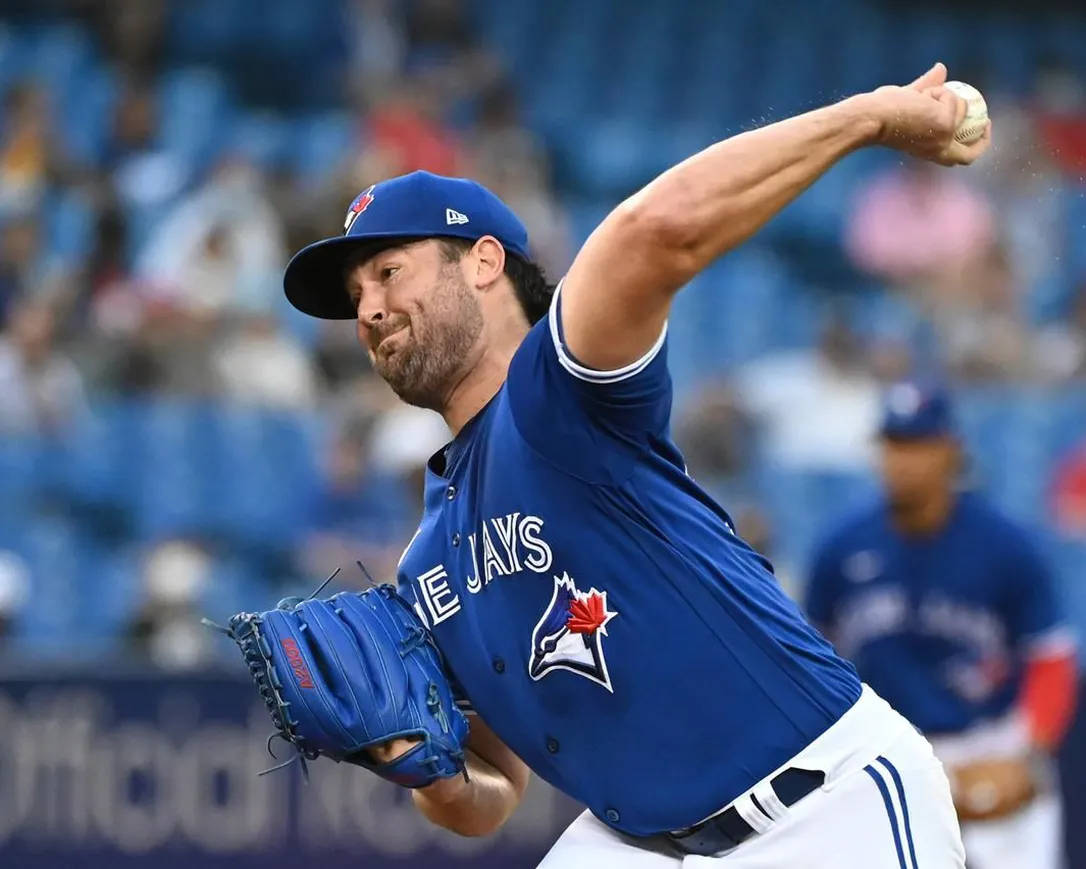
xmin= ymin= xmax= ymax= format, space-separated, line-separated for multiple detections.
xmin=846 ymin=164 xmax=995 ymax=284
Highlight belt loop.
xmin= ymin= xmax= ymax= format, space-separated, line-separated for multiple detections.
xmin=732 ymin=794 xmax=774 ymax=835
xmin=753 ymin=780 xmax=788 ymax=820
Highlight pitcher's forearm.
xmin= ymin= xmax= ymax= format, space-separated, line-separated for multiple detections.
xmin=624 ymin=93 xmax=881 ymax=278
xmin=412 ymin=752 xmax=523 ymax=837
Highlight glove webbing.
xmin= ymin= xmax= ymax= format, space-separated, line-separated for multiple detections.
xmin=202 ymin=566 xmax=350 ymax=780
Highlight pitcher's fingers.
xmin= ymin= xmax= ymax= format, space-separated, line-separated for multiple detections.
xmin=909 ymin=61 xmax=947 ymax=91
xmin=961 ymin=122 xmax=993 ymax=161
xmin=941 ymin=123 xmax=991 ymax=166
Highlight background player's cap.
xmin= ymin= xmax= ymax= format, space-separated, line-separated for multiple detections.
xmin=283 ymin=170 xmax=530 ymax=319
xmin=878 ymin=381 xmax=955 ymax=441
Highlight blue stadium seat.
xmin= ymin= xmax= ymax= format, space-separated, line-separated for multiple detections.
xmin=0 ymin=437 xmax=41 ymax=512
xmin=201 ymin=555 xmax=268 ymax=620
xmin=78 ymin=547 xmax=141 ymax=645
xmin=978 ymin=17 xmax=1037 ymax=95
xmin=43 ymin=187 xmax=94 ymax=264
xmin=202 ymin=406 xmax=320 ymax=550
xmin=166 ymin=0 xmax=251 ymax=62
xmin=1064 ymin=186 xmax=1086 ymax=285
xmin=124 ymin=400 xmax=214 ymax=540
xmin=57 ymin=63 xmax=117 ymax=167
xmin=64 ymin=401 xmax=130 ymax=509
xmin=229 ymin=111 xmax=292 ymax=169
xmin=1038 ymin=14 xmax=1086 ymax=78
xmin=8 ymin=516 xmax=86 ymax=651
xmin=290 ymin=112 xmax=356 ymax=183
xmin=28 ymin=25 xmax=95 ymax=99
xmin=157 ymin=66 xmax=236 ymax=170
xmin=0 ymin=25 xmax=29 ymax=94
xmin=757 ymin=468 xmax=877 ymax=568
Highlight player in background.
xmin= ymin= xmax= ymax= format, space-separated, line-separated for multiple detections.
xmin=284 ymin=64 xmax=989 ymax=866
xmin=806 ymin=382 xmax=1079 ymax=869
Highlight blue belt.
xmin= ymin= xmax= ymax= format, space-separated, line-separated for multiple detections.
xmin=664 ymin=767 xmax=825 ymax=857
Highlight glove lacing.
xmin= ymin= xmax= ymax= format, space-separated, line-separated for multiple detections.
xmin=201 ymin=567 xmax=347 ymax=780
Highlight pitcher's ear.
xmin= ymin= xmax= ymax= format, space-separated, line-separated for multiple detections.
xmin=470 ymin=235 xmax=507 ymax=290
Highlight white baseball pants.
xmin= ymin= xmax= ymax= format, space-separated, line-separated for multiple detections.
xmin=538 ymin=686 xmax=965 ymax=868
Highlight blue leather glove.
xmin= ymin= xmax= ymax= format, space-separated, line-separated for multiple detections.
xmin=221 ymin=584 xmax=469 ymax=787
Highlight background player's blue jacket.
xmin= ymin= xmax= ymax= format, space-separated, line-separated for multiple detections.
xmin=806 ymin=493 xmax=1068 ymax=736
xmin=397 ymin=288 xmax=861 ymax=837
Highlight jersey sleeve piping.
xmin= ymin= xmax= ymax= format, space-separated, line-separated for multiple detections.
xmin=547 ymin=279 xmax=668 ymax=384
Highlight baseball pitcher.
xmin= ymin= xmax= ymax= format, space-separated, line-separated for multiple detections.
xmin=223 ymin=64 xmax=991 ymax=866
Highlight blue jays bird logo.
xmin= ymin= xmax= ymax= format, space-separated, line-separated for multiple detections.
xmin=344 ymin=185 xmax=376 ymax=233
xmin=529 ymin=573 xmax=617 ymax=692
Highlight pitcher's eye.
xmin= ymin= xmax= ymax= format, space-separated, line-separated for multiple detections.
xmin=380 ymin=266 xmax=399 ymax=281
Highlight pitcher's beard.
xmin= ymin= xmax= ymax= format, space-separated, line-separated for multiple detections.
xmin=377 ymin=340 xmax=449 ymax=409
xmin=373 ymin=273 xmax=483 ymax=411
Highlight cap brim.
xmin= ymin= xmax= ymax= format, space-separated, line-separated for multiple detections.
xmin=283 ymin=235 xmax=419 ymax=320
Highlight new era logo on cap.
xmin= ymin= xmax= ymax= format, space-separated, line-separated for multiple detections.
xmin=445 ymin=208 xmax=469 ymax=225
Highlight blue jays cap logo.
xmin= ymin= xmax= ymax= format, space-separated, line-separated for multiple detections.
xmin=529 ymin=573 xmax=617 ymax=692
xmin=343 ymin=185 xmax=376 ymax=233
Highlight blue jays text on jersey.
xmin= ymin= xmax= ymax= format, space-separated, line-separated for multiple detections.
xmin=806 ymin=493 xmax=1072 ymax=736
xmin=397 ymin=285 xmax=862 ymax=837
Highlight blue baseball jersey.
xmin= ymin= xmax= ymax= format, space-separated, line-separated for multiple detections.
xmin=806 ymin=493 xmax=1068 ymax=736
xmin=395 ymin=286 xmax=860 ymax=836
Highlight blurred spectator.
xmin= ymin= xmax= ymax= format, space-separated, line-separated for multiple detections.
xmin=1036 ymin=286 xmax=1086 ymax=383
xmin=733 ymin=312 xmax=881 ymax=473
xmin=125 ymin=539 xmax=215 ymax=670
xmin=0 ymin=83 xmax=52 ymax=213
xmin=313 ymin=322 xmax=379 ymax=393
xmin=297 ymin=414 xmax=425 ymax=583
xmin=406 ymin=0 xmax=473 ymax=59
xmin=0 ymin=213 xmax=42 ymax=326
xmin=0 ymin=550 xmax=30 ymax=644
xmin=0 ymin=300 xmax=87 ymax=435
xmin=136 ymin=157 xmax=286 ymax=316
xmin=367 ymin=403 xmax=449 ymax=512
xmin=366 ymin=77 xmax=465 ymax=177
xmin=404 ymin=0 xmax=502 ymax=108
xmin=212 ymin=314 xmax=320 ymax=410
xmin=107 ymin=78 xmax=188 ymax=215
xmin=674 ymin=380 xmax=755 ymax=483
xmin=845 ymin=160 xmax=995 ymax=293
xmin=73 ymin=0 xmax=167 ymax=80
xmin=470 ymin=83 xmax=572 ymax=277
xmin=937 ymin=242 xmax=1032 ymax=382
xmin=977 ymin=105 xmax=1066 ymax=307
xmin=1033 ymin=61 xmax=1086 ymax=176
xmin=346 ymin=0 xmax=407 ymax=91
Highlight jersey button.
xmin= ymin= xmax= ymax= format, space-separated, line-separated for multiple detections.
xmin=605 ymin=808 xmax=620 ymax=824
xmin=546 ymin=737 xmax=559 ymax=754
xmin=446 ymin=485 xmax=456 ymax=500
xmin=452 ymin=533 xmax=461 ymax=546
xmin=492 ymin=657 xmax=505 ymax=674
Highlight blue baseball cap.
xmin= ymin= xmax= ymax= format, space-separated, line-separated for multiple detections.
xmin=879 ymin=381 xmax=955 ymax=440
xmin=284 ymin=170 xmax=530 ymax=319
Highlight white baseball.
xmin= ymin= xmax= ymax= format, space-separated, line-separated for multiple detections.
xmin=944 ymin=80 xmax=989 ymax=144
